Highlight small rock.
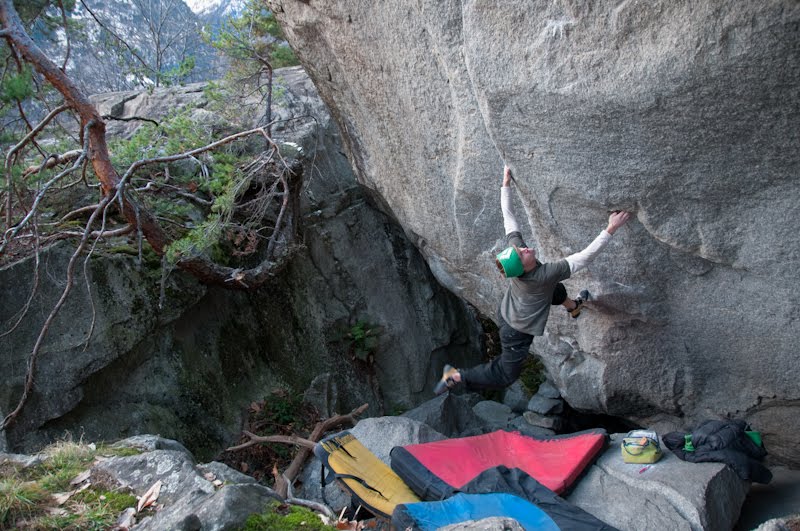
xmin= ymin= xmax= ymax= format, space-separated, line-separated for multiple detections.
xmin=0 ymin=452 xmax=43 ymax=468
xmin=507 ymin=416 xmax=556 ymax=437
xmin=522 ymin=411 xmax=562 ymax=430
xmin=527 ymin=395 xmax=564 ymax=416
xmin=503 ymin=381 xmax=531 ymax=413
xmin=473 ymin=401 xmax=513 ymax=430
xmin=536 ymin=380 xmax=561 ymax=399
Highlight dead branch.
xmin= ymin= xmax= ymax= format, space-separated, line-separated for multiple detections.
xmin=134 ymin=181 xmax=212 ymax=207
xmin=0 ymin=222 xmax=40 ymax=338
xmin=22 ymin=149 xmax=82 ymax=177
xmin=0 ymin=124 xmax=90 ymax=255
xmin=227 ymin=431 xmax=316 ymax=452
xmin=227 ymin=403 xmax=370 ymax=499
xmin=284 ymin=403 xmax=369 ymax=491
xmin=1 ymin=196 xmax=111 ymax=431
xmin=56 ymin=0 xmax=70 ymax=71
xmin=284 ymin=475 xmax=335 ymax=518
xmin=81 ymin=197 xmax=118 ymax=351
xmin=78 ymin=0 xmax=151 ymax=75
xmin=60 ymin=203 xmax=104 ymax=222
xmin=59 ymin=224 xmax=133 ymax=238
xmin=287 ymin=497 xmax=335 ymax=520
xmin=4 ymin=103 xmax=69 ymax=226
xmin=101 ymin=114 xmax=159 ymax=126
xmin=119 ymin=126 xmax=276 ymax=181
xmin=6 ymin=104 xmax=69 ymax=166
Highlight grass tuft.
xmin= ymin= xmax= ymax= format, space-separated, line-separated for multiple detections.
xmin=0 ymin=437 xmax=138 ymax=530
xmin=0 ymin=477 xmax=47 ymax=526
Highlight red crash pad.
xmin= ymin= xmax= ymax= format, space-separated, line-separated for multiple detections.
xmin=390 ymin=429 xmax=607 ymax=498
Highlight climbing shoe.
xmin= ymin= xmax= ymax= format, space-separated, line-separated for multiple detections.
xmin=433 ymin=364 xmax=460 ymax=395
xmin=568 ymin=289 xmax=591 ymax=318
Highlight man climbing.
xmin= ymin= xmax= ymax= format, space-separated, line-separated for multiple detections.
xmin=434 ymin=165 xmax=632 ymax=395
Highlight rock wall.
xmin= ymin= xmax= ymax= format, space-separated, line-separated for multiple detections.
xmin=268 ymin=1 xmax=800 ymax=465
xmin=0 ymin=67 xmax=483 ymax=457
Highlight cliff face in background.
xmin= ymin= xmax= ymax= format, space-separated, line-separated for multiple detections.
xmin=0 ymin=68 xmax=483 ymax=456
xmin=268 ymin=0 xmax=800 ymax=465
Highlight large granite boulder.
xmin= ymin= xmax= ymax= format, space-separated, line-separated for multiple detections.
xmin=268 ymin=0 xmax=800 ymax=465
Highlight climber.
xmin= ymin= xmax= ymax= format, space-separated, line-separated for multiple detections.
xmin=434 ymin=165 xmax=632 ymax=395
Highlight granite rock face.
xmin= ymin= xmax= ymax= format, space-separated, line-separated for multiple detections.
xmin=269 ymin=0 xmax=800 ymax=465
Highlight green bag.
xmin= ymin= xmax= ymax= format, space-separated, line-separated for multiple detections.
xmin=621 ymin=430 xmax=663 ymax=464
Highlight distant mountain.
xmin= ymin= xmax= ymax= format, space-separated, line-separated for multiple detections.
xmin=33 ymin=0 xmax=235 ymax=94
xmin=186 ymin=0 xmax=246 ymax=21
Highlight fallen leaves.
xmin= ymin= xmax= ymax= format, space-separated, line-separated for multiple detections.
xmin=51 ymin=469 xmax=93 ymax=505
xmin=136 ymin=480 xmax=162 ymax=513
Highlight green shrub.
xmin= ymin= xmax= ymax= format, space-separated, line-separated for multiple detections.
xmin=344 ymin=320 xmax=383 ymax=363
xmin=520 ymin=356 xmax=546 ymax=394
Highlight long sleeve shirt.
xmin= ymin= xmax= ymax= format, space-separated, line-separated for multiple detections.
xmin=499 ymin=185 xmax=613 ymax=335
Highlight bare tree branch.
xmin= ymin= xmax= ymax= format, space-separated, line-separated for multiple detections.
xmin=226 ymin=403 xmax=370 ymax=499
xmin=22 ymin=148 xmax=81 ymax=177
xmin=60 ymin=225 xmax=133 ymax=238
xmin=2 ymin=195 xmax=111 ymax=431
xmin=101 ymin=114 xmax=159 ymax=126
xmin=60 ymin=203 xmax=104 ymax=222
xmin=1 ymin=123 xmax=90 ymax=254
xmin=78 ymin=0 xmax=151 ymax=75
xmin=233 ymin=432 xmax=317 ymax=451
xmin=56 ymin=0 xmax=70 ymax=71
xmin=0 ymin=222 xmax=40 ymax=338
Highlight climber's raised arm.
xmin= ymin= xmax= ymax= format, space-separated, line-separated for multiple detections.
xmin=500 ymin=165 xmax=519 ymax=235
xmin=565 ymin=211 xmax=631 ymax=274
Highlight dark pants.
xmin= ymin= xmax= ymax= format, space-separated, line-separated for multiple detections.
xmin=460 ymin=283 xmax=568 ymax=391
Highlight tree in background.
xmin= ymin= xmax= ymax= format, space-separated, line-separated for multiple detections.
xmin=0 ymin=0 xmax=301 ymax=431
xmin=210 ymin=0 xmax=298 ymax=133
xmin=79 ymin=0 xmax=205 ymax=88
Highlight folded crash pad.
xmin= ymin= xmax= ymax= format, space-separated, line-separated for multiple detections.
xmin=390 ymin=428 xmax=607 ymax=499
xmin=394 ymin=492 xmax=560 ymax=531
xmin=392 ymin=466 xmax=617 ymax=531
xmin=314 ymin=431 xmax=420 ymax=518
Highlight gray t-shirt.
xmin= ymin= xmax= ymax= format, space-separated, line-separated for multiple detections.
xmin=500 ymin=231 xmax=571 ymax=336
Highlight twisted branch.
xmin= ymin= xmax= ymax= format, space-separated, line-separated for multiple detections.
xmin=227 ymin=403 xmax=369 ymax=499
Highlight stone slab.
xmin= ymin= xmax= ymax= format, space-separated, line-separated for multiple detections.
xmin=567 ymin=433 xmax=749 ymax=531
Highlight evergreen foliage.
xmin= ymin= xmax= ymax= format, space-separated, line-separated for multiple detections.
xmin=211 ymin=0 xmax=298 ymax=72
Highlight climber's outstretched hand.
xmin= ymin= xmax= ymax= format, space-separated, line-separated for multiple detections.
xmin=502 ymin=165 xmax=513 ymax=187
xmin=606 ymin=211 xmax=632 ymax=235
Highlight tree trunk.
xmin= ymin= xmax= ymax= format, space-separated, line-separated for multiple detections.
xmin=0 ymin=0 xmax=169 ymax=253
xmin=0 ymin=0 xmax=298 ymax=288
